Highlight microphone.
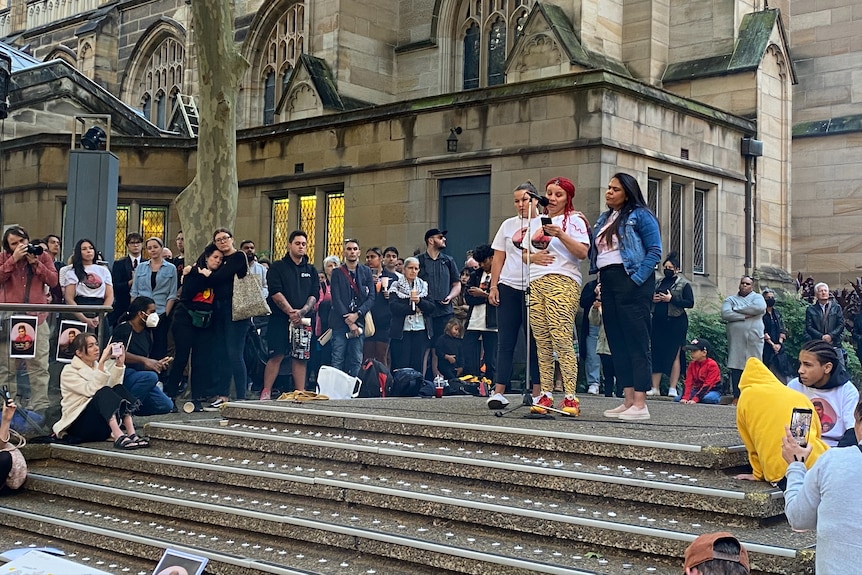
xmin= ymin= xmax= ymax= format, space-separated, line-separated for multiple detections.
xmin=526 ymin=190 xmax=549 ymax=207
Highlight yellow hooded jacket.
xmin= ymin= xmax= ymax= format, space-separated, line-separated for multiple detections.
xmin=736 ymin=357 xmax=829 ymax=483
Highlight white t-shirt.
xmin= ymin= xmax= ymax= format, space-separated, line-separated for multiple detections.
xmin=62 ymin=264 xmax=113 ymax=300
xmin=787 ymin=378 xmax=860 ymax=447
xmin=467 ymin=271 xmax=495 ymax=332
xmin=526 ymin=213 xmax=591 ymax=284
xmin=491 ymin=215 xmax=532 ymax=291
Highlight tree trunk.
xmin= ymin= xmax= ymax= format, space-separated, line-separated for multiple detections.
xmin=175 ymin=0 xmax=248 ymax=260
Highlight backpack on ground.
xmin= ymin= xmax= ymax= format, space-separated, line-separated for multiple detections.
xmin=388 ymin=368 xmax=424 ymax=397
xmin=358 ymin=359 xmax=392 ymax=398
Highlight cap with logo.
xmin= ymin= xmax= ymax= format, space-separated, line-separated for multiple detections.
xmin=424 ymin=228 xmax=448 ymax=242
xmin=683 ymin=338 xmax=711 ymax=353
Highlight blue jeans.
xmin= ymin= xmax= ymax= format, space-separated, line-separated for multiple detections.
xmin=674 ymin=391 xmax=721 ymax=404
xmin=124 ymin=368 xmax=173 ymax=415
xmin=583 ymin=323 xmax=600 ymax=386
xmin=331 ymin=331 xmax=364 ymax=377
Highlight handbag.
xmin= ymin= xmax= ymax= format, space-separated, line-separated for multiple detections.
xmin=188 ymin=308 xmax=213 ymax=329
xmin=3 ymin=428 xmax=27 ymax=490
xmin=232 ymin=264 xmax=271 ymax=321
xmin=338 ymin=266 xmax=375 ymax=337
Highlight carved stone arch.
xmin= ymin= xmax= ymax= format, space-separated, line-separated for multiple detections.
xmin=119 ymin=18 xmax=187 ymax=105
xmin=45 ymin=45 xmax=78 ymax=67
xmin=239 ymin=0 xmax=306 ymax=128
xmin=435 ymin=0 xmax=463 ymax=92
xmin=77 ymin=41 xmax=94 ymax=78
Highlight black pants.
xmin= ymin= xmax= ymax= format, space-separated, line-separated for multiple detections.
xmin=391 ymin=330 xmax=428 ymax=373
xmin=730 ymin=368 xmax=743 ymax=398
xmin=495 ymin=284 xmax=539 ymax=389
xmin=463 ymin=330 xmax=497 ymax=380
xmin=600 ymin=353 xmax=622 ymax=397
xmin=166 ymin=303 xmax=218 ymax=400
xmin=599 ymin=266 xmax=653 ymax=393
xmin=65 ymin=385 xmax=138 ymax=443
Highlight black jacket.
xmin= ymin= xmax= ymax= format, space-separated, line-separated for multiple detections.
xmin=389 ymin=292 xmax=436 ymax=341
xmin=804 ymin=299 xmax=844 ymax=343
xmin=463 ymin=268 xmax=496 ymax=329
xmin=329 ymin=263 xmax=375 ymax=333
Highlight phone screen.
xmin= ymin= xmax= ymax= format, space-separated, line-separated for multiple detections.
xmin=790 ymin=407 xmax=813 ymax=447
xmin=541 ymin=217 xmax=552 ymax=226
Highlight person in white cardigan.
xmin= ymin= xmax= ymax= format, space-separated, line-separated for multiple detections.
xmin=53 ymin=332 xmax=149 ymax=450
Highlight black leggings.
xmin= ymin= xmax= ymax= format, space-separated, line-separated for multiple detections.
xmin=65 ymin=385 xmax=138 ymax=443
xmin=599 ymin=266 xmax=653 ymax=393
xmin=495 ymin=284 xmax=539 ymax=389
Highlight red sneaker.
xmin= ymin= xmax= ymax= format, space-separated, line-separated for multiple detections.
xmin=532 ymin=393 xmax=554 ymax=414
xmin=560 ymin=395 xmax=580 ymax=416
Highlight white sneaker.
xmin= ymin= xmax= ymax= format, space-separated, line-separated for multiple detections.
xmin=587 ymin=384 xmax=599 ymax=395
xmin=646 ymin=388 xmax=659 ymax=397
xmin=487 ymin=393 xmax=510 ymax=410
xmin=667 ymin=386 xmax=678 ymax=398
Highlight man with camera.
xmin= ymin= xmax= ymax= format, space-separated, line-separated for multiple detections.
xmin=0 ymin=225 xmax=59 ymax=416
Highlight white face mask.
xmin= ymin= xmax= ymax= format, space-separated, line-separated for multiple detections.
xmin=145 ymin=312 xmax=160 ymax=328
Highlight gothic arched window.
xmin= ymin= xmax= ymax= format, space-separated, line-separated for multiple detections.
xmin=260 ymin=2 xmax=305 ymax=125
xmin=263 ymin=69 xmax=276 ymax=125
xmin=458 ymin=0 xmax=530 ymax=89
xmin=134 ymin=36 xmax=184 ymax=128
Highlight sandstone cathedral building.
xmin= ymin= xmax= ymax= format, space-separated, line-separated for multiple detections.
xmin=0 ymin=0 xmax=859 ymax=297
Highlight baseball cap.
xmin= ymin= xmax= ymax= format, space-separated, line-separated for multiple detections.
xmin=683 ymin=532 xmax=750 ymax=572
xmin=424 ymin=228 xmax=448 ymax=242
xmin=683 ymin=338 xmax=711 ymax=353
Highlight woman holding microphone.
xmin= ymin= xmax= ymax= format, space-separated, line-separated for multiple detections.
xmin=388 ymin=257 xmax=436 ymax=372
xmin=486 ymin=183 xmax=542 ymax=410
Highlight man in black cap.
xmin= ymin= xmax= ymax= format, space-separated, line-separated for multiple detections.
xmin=418 ymin=228 xmax=461 ymax=377
xmin=683 ymin=532 xmax=750 ymax=575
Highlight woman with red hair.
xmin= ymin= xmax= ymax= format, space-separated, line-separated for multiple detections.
xmin=527 ymin=177 xmax=591 ymax=414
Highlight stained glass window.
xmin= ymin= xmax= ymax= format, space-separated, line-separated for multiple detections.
xmin=326 ymin=192 xmax=345 ymax=258
xmin=140 ymin=206 xmax=167 ymax=245
xmin=271 ymin=197 xmax=290 ymax=260
xmin=115 ymin=206 xmax=130 ymax=256
xmin=298 ymin=195 xmax=317 ymax=262
xmin=463 ymin=23 xmax=480 ymax=89
xmin=670 ymin=182 xmax=683 ymax=264
xmin=693 ymin=189 xmax=706 ymax=274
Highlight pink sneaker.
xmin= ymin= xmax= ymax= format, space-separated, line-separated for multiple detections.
xmin=603 ymin=404 xmax=629 ymax=418
xmin=618 ymin=405 xmax=650 ymax=421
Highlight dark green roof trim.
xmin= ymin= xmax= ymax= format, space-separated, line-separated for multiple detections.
xmin=242 ymin=69 xmax=755 ymax=141
xmin=793 ymin=114 xmax=862 ymax=138
xmin=507 ymin=3 xmax=630 ymax=77
xmin=664 ymin=9 xmax=795 ymax=84
xmin=395 ymin=39 xmax=437 ymax=54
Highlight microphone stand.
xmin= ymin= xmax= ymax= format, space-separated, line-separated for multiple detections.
xmin=521 ymin=199 xmax=543 ymax=407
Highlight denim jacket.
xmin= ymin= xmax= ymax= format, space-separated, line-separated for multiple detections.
xmin=589 ymin=206 xmax=662 ymax=286
xmin=130 ymin=260 xmax=178 ymax=314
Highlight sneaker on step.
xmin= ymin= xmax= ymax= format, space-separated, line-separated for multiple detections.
xmin=487 ymin=393 xmax=509 ymax=410
xmin=259 ymin=388 xmax=271 ymax=401
xmin=667 ymin=386 xmax=678 ymax=398
xmin=532 ymin=393 xmax=553 ymax=413
xmin=603 ymin=403 xmax=629 ymax=418
xmin=618 ymin=405 xmax=650 ymax=421
xmin=560 ymin=395 xmax=580 ymax=416
xmin=587 ymin=384 xmax=599 ymax=395
xmin=646 ymin=388 xmax=659 ymax=396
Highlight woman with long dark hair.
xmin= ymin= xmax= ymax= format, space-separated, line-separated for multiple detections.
xmin=648 ymin=252 xmax=693 ymax=397
xmin=164 ymin=243 xmax=223 ymax=405
xmin=589 ymin=172 xmax=662 ymax=421
xmin=62 ymin=238 xmax=113 ymax=331
xmin=130 ymin=237 xmax=177 ymax=359
xmin=208 ymin=227 xmax=251 ymax=404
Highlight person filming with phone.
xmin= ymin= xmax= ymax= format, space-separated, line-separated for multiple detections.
xmin=781 ymin=398 xmax=862 ymax=573
xmin=108 ymin=296 xmax=173 ymax=415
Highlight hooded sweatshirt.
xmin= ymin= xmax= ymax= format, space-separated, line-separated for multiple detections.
xmin=788 ymin=363 xmax=859 ymax=447
xmin=737 ymin=358 xmax=829 ymax=483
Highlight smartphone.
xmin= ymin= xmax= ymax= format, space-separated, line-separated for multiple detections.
xmin=110 ymin=342 xmax=123 ymax=357
xmin=541 ymin=217 xmax=553 ymax=226
xmin=2 ymin=385 xmax=11 ymax=406
xmin=790 ymin=407 xmax=813 ymax=447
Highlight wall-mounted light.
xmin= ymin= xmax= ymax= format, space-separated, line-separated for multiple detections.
xmin=447 ymin=127 xmax=462 ymax=153
xmin=0 ymin=52 xmax=12 ymax=120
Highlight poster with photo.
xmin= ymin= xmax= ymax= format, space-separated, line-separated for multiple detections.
xmin=56 ymin=320 xmax=88 ymax=363
xmin=9 ymin=315 xmax=37 ymax=359
xmin=151 ymin=549 xmax=208 ymax=575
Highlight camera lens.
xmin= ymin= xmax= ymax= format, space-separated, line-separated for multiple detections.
xmin=26 ymin=244 xmax=44 ymax=256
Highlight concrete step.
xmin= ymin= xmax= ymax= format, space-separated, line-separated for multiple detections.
xmin=218 ymin=398 xmax=749 ymax=469
xmin=34 ymin=448 xmax=813 ymax=575
xmin=140 ymin=417 xmax=782 ymax=519
xmin=2 ymin=484 xmax=685 ymax=575
xmin=0 ymin=527 xmax=156 ymax=575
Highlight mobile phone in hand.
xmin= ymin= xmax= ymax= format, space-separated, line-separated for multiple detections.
xmin=541 ymin=217 xmax=552 ymax=226
xmin=2 ymin=385 xmax=12 ymax=406
xmin=790 ymin=407 xmax=813 ymax=447
xmin=111 ymin=342 xmax=123 ymax=357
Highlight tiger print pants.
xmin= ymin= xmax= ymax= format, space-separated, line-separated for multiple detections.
xmin=529 ymin=273 xmax=581 ymax=396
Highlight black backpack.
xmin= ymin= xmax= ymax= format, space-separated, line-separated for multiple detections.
xmin=358 ymin=358 xmax=392 ymax=398
xmin=388 ymin=368 xmax=424 ymax=397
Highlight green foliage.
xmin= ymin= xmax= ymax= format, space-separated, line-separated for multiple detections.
xmin=686 ymin=305 xmax=728 ymax=369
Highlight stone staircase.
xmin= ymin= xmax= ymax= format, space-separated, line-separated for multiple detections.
xmin=0 ymin=396 xmax=814 ymax=575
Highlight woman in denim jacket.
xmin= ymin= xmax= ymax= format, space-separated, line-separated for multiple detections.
xmin=588 ymin=172 xmax=662 ymax=421
xmin=130 ymin=237 xmax=177 ymax=359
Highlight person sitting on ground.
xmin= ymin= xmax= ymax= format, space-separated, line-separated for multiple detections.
xmin=1 ymin=399 xmax=28 ymax=490
xmin=109 ymin=296 xmax=174 ymax=415
xmin=786 ymin=340 xmax=859 ymax=447
xmin=435 ymin=317 xmax=464 ymax=380
xmin=735 ymin=357 xmax=829 ymax=483
xmin=683 ymin=532 xmax=750 ymax=575
xmin=53 ymin=332 xmax=149 ymax=450
xmin=781 ymin=399 xmax=862 ymax=573
xmin=677 ymin=338 xmax=722 ymax=405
